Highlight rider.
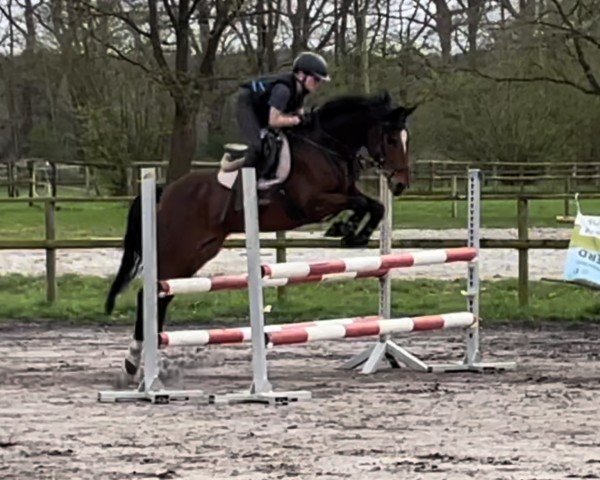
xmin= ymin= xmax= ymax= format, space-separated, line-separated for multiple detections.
xmin=236 ymin=51 xmax=330 ymax=179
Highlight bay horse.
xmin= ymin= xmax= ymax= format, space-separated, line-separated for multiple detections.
xmin=105 ymin=91 xmax=415 ymax=378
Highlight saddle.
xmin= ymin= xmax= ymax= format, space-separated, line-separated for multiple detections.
xmin=217 ymin=131 xmax=292 ymax=191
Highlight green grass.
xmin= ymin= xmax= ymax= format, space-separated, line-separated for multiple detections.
xmin=392 ymin=198 xmax=600 ymax=229
xmin=0 ymin=201 xmax=129 ymax=239
xmin=1 ymin=197 xmax=599 ymax=240
xmin=0 ymin=275 xmax=597 ymax=325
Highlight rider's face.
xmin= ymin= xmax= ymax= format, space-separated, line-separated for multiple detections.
xmin=305 ymin=75 xmax=324 ymax=93
xmin=297 ymin=72 xmax=325 ymax=93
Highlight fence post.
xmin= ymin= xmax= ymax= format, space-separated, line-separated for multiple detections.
xmin=564 ymin=177 xmax=571 ymax=217
xmin=126 ymin=167 xmax=133 ymax=196
xmin=27 ymin=160 xmax=35 ymax=205
xmin=7 ymin=161 xmax=16 ymax=197
xmin=451 ymin=175 xmax=458 ymax=218
xmin=45 ymin=199 xmax=57 ymax=303
xmin=50 ymin=162 xmax=58 ymax=198
xmin=492 ymin=163 xmax=498 ymax=192
xmin=517 ymin=197 xmax=529 ymax=307
xmin=276 ymin=231 xmax=286 ymax=300
xmin=428 ymin=161 xmax=435 ymax=192
xmin=85 ymin=166 xmax=92 ymax=195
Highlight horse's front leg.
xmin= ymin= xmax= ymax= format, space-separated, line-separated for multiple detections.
xmin=322 ymin=194 xmax=385 ymax=247
xmin=351 ymin=195 xmax=385 ymax=244
xmin=303 ymin=193 xmax=374 ymax=248
xmin=324 ymin=210 xmax=364 ymax=238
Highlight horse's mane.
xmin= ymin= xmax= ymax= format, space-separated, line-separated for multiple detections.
xmin=316 ymin=92 xmax=393 ymax=124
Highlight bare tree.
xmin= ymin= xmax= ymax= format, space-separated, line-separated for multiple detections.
xmin=233 ymin=0 xmax=282 ymax=74
xmin=354 ymin=0 xmax=369 ymax=92
xmin=0 ymin=0 xmax=37 ymax=163
xmin=78 ymin=0 xmax=244 ymax=181
xmin=479 ymin=0 xmax=600 ymax=96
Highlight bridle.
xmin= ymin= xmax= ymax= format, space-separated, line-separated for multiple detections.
xmin=363 ymin=122 xmax=410 ymax=180
xmin=289 ymin=113 xmax=409 ymax=181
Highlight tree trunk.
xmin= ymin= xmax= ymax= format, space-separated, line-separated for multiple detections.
xmin=166 ymin=102 xmax=198 ymax=183
xmin=467 ymin=0 xmax=484 ymax=60
xmin=21 ymin=0 xmax=36 ymax=156
xmin=433 ymin=0 xmax=453 ymax=64
xmin=289 ymin=0 xmax=308 ymax=56
xmin=355 ymin=0 xmax=369 ymax=93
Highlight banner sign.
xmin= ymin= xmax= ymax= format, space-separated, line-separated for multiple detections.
xmin=563 ymin=194 xmax=600 ymax=287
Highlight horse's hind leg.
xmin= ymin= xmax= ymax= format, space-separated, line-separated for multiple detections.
xmin=157 ymin=295 xmax=174 ymax=333
xmin=121 ymin=288 xmax=145 ymax=377
xmin=123 ymin=289 xmax=174 ymax=377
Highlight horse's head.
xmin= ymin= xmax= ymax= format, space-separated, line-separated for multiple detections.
xmin=366 ymin=103 xmax=416 ymax=196
xmin=307 ymin=92 xmax=416 ymax=195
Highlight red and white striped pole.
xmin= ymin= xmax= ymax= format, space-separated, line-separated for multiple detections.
xmin=159 ymin=312 xmax=475 ymax=348
xmin=261 ymin=247 xmax=477 ymax=280
xmin=159 ymin=315 xmax=381 ymax=348
xmin=158 ymin=268 xmax=390 ymax=297
xmin=267 ymin=313 xmax=475 ymax=346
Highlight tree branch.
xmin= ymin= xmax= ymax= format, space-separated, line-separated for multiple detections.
xmin=162 ymin=0 xmax=177 ymax=27
xmin=547 ymin=0 xmax=600 ymax=94
xmin=0 ymin=4 xmax=28 ymax=37
xmin=148 ymin=0 xmax=174 ymax=84
xmin=454 ymin=66 xmax=599 ymax=96
xmin=186 ymin=0 xmax=203 ymax=22
xmin=81 ymin=0 xmax=152 ymax=39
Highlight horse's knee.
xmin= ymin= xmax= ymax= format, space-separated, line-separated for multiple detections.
xmin=348 ymin=196 xmax=369 ymax=212
xmin=370 ymin=201 xmax=384 ymax=221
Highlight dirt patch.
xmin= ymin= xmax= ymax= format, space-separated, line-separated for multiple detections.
xmin=1 ymin=324 xmax=599 ymax=479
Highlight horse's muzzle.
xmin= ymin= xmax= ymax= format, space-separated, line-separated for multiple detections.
xmin=388 ymin=176 xmax=407 ymax=196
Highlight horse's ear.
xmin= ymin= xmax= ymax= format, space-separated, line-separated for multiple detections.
xmin=385 ymin=105 xmax=417 ymax=125
xmin=380 ymin=90 xmax=391 ymax=105
xmin=404 ymin=105 xmax=417 ymax=117
xmin=383 ymin=106 xmax=403 ymax=124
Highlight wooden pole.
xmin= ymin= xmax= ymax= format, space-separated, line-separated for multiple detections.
xmin=517 ymin=197 xmax=529 ymax=307
xmin=429 ymin=162 xmax=435 ymax=193
xmin=45 ymin=199 xmax=57 ymax=302
xmin=564 ymin=177 xmax=571 ymax=217
xmin=451 ymin=175 xmax=458 ymax=218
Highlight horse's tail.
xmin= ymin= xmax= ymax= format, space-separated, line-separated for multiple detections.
xmin=105 ymin=186 xmax=163 ymax=314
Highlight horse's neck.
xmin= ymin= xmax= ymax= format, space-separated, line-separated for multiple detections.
xmin=316 ymin=116 xmax=370 ymax=154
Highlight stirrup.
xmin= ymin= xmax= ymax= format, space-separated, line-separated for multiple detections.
xmin=224 ymin=143 xmax=248 ymax=159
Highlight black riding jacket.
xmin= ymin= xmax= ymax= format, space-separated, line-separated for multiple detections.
xmin=240 ymin=73 xmax=307 ymax=127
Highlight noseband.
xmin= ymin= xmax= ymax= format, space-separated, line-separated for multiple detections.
xmin=366 ymin=123 xmax=409 ymax=179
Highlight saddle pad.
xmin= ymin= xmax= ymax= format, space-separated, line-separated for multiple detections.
xmin=217 ymin=135 xmax=291 ymax=190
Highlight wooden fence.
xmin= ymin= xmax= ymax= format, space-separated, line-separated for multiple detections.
xmin=413 ymin=159 xmax=600 ymax=194
xmin=2 ymin=192 xmax=600 ymax=307
xmin=3 ymin=159 xmax=600 ymax=200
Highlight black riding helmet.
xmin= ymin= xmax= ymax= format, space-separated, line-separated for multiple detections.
xmin=292 ymin=52 xmax=331 ymax=82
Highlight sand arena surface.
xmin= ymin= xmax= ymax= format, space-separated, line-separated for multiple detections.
xmin=1 ymin=324 xmax=599 ymax=480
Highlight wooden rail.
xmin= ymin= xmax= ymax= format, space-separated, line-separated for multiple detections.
xmin=2 ymin=193 xmax=597 ymax=305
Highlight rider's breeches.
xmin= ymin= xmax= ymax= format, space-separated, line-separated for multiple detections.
xmin=236 ymin=91 xmax=263 ymax=170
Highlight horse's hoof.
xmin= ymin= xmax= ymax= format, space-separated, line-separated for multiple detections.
xmin=123 ymin=357 xmax=139 ymax=376
xmin=341 ymin=233 xmax=369 ymax=248
xmin=325 ymin=221 xmax=351 ymax=238
xmin=159 ymin=366 xmax=182 ymax=386
xmin=114 ymin=370 xmax=135 ymax=389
